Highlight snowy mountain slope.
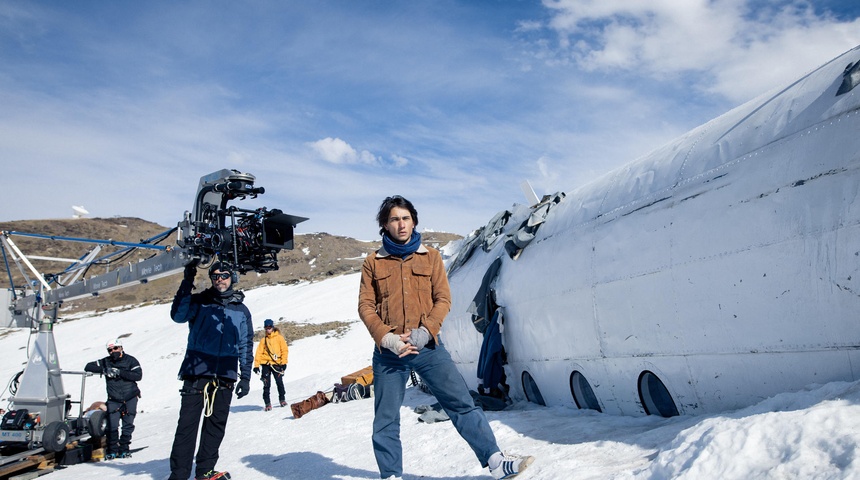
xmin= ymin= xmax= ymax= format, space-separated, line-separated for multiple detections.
xmin=1 ymin=272 xmax=859 ymax=479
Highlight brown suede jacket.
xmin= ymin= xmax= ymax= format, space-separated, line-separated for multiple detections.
xmin=358 ymin=243 xmax=452 ymax=347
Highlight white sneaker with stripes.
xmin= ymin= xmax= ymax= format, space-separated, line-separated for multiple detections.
xmin=489 ymin=452 xmax=535 ymax=479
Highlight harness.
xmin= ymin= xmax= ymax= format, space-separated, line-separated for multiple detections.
xmin=106 ymin=399 xmax=131 ymax=417
xmin=263 ymin=336 xmax=286 ymax=376
xmin=180 ymin=377 xmax=234 ymax=418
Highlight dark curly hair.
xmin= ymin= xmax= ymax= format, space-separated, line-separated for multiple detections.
xmin=376 ymin=195 xmax=419 ymax=236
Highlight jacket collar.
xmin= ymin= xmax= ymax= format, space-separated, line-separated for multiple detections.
xmin=377 ymin=243 xmax=428 ymax=258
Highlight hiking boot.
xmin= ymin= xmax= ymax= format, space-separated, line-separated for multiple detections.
xmin=264 ymin=404 xmax=272 ymax=411
xmin=279 ymin=400 xmax=287 ymax=407
xmin=489 ymin=452 xmax=534 ymax=479
xmin=104 ymin=452 xmax=117 ymax=460
xmin=195 ymin=471 xmax=231 ymax=480
xmin=118 ymin=451 xmax=132 ymax=459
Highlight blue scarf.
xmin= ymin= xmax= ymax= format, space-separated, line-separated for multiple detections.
xmin=383 ymin=231 xmax=422 ymax=258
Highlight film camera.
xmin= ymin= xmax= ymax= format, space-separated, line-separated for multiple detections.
xmin=177 ymin=169 xmax=307 ymax=274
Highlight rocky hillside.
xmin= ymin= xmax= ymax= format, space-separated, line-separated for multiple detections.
xmin=0 ymin=217 xmax=462 ymax=315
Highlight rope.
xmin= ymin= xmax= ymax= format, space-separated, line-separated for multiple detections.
xmin=202 ymin=379 xmax=218 ymax=418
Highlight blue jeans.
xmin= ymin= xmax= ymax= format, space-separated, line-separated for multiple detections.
xmin=372 ymin=342 xmax=500 ymax=478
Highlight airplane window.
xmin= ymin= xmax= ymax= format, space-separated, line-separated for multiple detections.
xmin=569 ymin=371 xmax=601 ymax=412
xmin=521 ymin=371 xmax=546 ymax=406
xmin=638 ymin=371 xmax=679 ymax=417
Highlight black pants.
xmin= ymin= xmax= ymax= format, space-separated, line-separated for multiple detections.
xmin=168 ymin=378 xmax=234 ymax=480
xmin=105 ymin=397 xmax=137 ymax=454
xmin=261 ymin=364 xmax=286 ymax=406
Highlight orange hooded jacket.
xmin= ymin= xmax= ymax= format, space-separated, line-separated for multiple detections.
xmin=254 ymin=330 xmax=289 ymax=368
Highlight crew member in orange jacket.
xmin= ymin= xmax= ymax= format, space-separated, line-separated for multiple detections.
xmin=253 ymin=319 xmax=289 ymax=411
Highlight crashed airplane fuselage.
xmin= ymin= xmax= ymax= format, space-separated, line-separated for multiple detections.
xmin=442 ymin=44 xmax=860 ymax=416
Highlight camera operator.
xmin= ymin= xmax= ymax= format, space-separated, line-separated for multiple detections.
xmin=167 ymin=260 xmax=253 ymax=480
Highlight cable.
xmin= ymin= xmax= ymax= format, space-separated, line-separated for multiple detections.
xmin=1 ymin=370 xmax=24 ymax=408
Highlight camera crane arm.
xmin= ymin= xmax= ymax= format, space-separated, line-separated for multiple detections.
xmin=5 ymin=168 xmax=306 ymax=323
xmin=0 ymin=169 xmax=306 ymax=455
xmin=2 ymin=230 xmax=177 ymax=299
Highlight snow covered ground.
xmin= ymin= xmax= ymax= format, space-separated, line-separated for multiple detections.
xmin=2 ymin=272 xmax=860 ymax=479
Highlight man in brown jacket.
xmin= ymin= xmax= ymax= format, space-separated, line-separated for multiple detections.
xmin=358 ymin=195 xmax=533 ymax=480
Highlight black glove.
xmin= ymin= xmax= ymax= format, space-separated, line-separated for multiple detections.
xmin=253 ymin=367 xmax=260 ymax=374
xmin=235 ymin=378 xmax=250 ymax=399
xmin=183 ymin=260 xmax=199 ymax=281
xmin=104 ymin=367 xmax=120 ymax=379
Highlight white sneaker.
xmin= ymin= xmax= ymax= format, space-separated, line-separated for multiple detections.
xmin=382 ymin=476 xmax=403 ymax=480
xmin=489 ymin=452 xmax=535 ymax=479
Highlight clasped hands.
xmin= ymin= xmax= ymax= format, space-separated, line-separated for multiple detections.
xmin=381 ymin=326 xmax=431 ymax=358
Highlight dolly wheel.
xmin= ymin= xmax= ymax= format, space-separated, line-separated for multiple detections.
xmin=88 ymin=410 xmax=107 ymax=439
xmin=42 ymin=421 xmax=70 ymax=452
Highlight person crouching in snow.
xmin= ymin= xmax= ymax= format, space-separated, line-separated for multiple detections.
xmin=358 ymin=195 xmax=535 ymax=480
xmin=253 ymin=319 xmax=289 ymax=411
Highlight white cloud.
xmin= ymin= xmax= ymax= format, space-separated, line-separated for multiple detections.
xmin=391 ymin=154 xmax=409 ymax=167
xmin=541 ymin=0 xmax=860 ymax=102
xmin=227 ymin=150 xmax=250 ymax=166
xmin=308 ymin=137 xmax=380 ymax=166
xmin=536 ymin=155 xmax=558 ymax=186
xmin=359 ymin=150 xmax=380 ymax=165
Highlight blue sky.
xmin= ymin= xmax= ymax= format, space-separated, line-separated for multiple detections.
xmin=1 ymin=1 xmax=859 ymax=240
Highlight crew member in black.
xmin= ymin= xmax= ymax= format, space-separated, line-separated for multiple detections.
xmin=84 ymin=338 xmax=142 ymax=459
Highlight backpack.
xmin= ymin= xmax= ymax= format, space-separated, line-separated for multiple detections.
xmin=331 ymin=382 xmax=371 ymax=403
xmin=290 ymin=391 xmax=330 ymax=419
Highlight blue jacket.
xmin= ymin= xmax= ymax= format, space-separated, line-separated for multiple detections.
xmin=171 ymin=279 xmax=254 ymax=382
xmin=477 ymin=309 xmax=505 ymax=395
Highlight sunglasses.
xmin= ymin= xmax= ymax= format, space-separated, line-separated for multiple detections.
xmin=265 ymin=326 xmax=273 ymax=329
xmin=209 ymin=272 xmax=231 ymax=280
xmin=107 ymin=346 xmax=122 ymax=352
